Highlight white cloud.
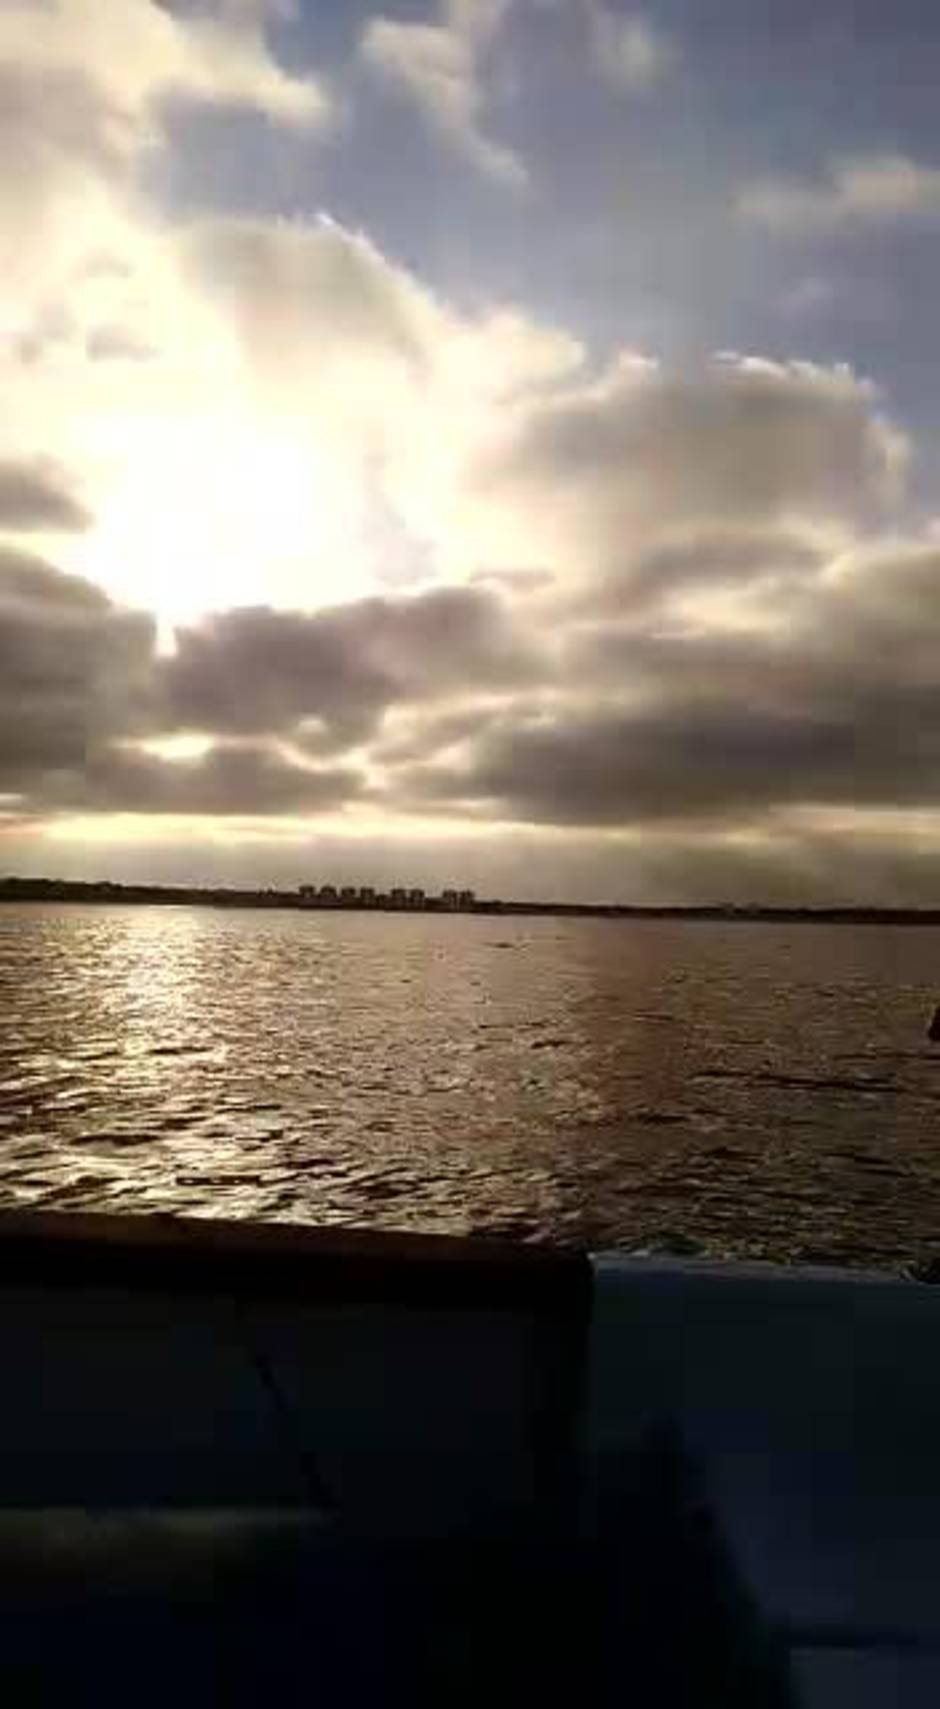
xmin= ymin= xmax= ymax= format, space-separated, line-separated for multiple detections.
xmin=738 ymin=153 xmax=940 ymax=234
xmin=359 ymin=0 xmax=525 ymax=187
xmin=0 ymin=3 xmax=394 ymax=624
xmin=159 ymin=210 xmax=583 ymax=608
xmin=0 ymin=188 xmax=583 ymax=623
xmin=0 ymin=0 xmax=332 ymax=317
xmin=587 ymin=6 xmax=674 ymax=93
xmin=450 ymin=353 xmax=909 ymax=584
xmin=0 ymin=0 xmax=331 ymax=130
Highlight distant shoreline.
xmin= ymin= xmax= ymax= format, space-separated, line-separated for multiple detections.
xmin=2 ymin=876 xmax=940 ymax=925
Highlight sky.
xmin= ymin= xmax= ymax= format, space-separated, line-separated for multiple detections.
xmin=3 ymin=0 xmax=940 ymax=903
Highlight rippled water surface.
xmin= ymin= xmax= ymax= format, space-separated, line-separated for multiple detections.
xmin=1 ymin=904 xmax=939 ymax=1268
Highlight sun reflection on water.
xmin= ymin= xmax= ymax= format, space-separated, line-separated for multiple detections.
xmin=0 ymin=905 xmax=938 ymax=1267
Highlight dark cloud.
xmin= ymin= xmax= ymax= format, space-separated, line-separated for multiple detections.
xmin=164 ymin=605 xmax=392 ymax=750
xmin=0 ymin=542 xmax=362 ymax=816
xmin=0 ymin=555 xmax=541 ymax=821
xmin=162 ymin=584 xmax=539 ymax=749
xmin=7 ymin=511 xmax=940 ymax=895
xmin=393 ymin=701 xmax=880 ymax=826
xmin=0 ymin=550 xmax=155 ymax=789
xmin=0 ymin=551 xmax=110 ymax=612
xmin=51 ymin=743 xmax=361 ymax=817
xmin=390 ymin=539 xmax=940 ymax=829
xmin=573 ymin=540 xmax=940 ymax=710
xmin=0 ymin=553 xmax=364 ymax=821
xmin=0 ymin=458 xmax=90 ymax=531
xmin=403 ymin=674 xmax=934 ymax=827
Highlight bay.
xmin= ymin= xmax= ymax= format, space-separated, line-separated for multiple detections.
xmin=1 ymin=903 xmax=938 ymax=1269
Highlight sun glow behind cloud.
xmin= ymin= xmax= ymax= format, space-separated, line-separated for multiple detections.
xmin=65 ymin=412 xmax=375 ymax=625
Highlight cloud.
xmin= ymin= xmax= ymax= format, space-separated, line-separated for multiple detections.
xmin=387 ymin=662 xmax=926 ymax=834
xmin=0 ymin=0 xmax=332 ymax=317
xmin=0 ymin=458 xmax=91 ymax=532
xmin=36 ymin=327 xmax=923 ymax=856
xmin=0 ymin=171 xmax=582 ymax=625
xmin=187 ymin=211 xmax=581 ymax=406
xmin=0 ymin=553 xmax=544 ymax=823
xmin=154 ymin=210 xmax=582 ymax=611
xmin=387 ymin=531 xmax=940 ymax=832
xmin=186 ymin=213 xmax=443 ymax=385
xmin=0 ymin=550 xmax=155 ymax=791
xmin=359 ymin=0 xmax=526 ymax=187
xmin=58 ymin=743 xmax=362 ymax=818
xmin=1 ymin=0 xmax=938 ymax=906
xmin=11 ymin=507 xmax=940 ymax=902
xmin=0 ymin=0 xmax=576 ymax=622
xmin=459 ymin=353 xmax=908 ymax=585
xmin=161 ymin=584 xmax=540 ymax=750
xmin=159 ymin=247 xmax=897 ymax=632
xmin=0 ymin=553 xmax=541 ymax=822
xmin=737 ymin=153 xmax=940 ymax=234
xmin=571 ymin=538 xmax=940 ymax=752
xmin=0 ymin=551 xmax=362 ymax=820
xmin=9 ymin=285 xmax=940 ymax=903
xmin=393 ymin=701 xmax=861 ymax=825
xmin=0 ymin=0 xmax=332 ymax=134
xmin=574 ymin=524 xmax=827 ymax=617
xmin=586 ymin=7 xmax=674 ymax=93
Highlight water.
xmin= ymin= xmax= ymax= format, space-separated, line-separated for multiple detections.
xmin=0 ymin=903 xmax=938 ymax=1269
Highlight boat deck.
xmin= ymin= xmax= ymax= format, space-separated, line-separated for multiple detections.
xmin=0 ymin=1211 xmax=937 ymax=1705
xmin=589 ymin=1256 xmax=940 ymax=1706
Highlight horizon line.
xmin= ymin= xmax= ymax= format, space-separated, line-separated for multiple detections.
xmin=2 ymin=875 xmax=940 ymax=921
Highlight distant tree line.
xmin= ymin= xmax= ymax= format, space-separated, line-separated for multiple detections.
xmin=2 ymin=874 xmax=940 ymax=923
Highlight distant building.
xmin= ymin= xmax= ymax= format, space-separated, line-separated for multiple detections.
xmin=301 ymin=881 xmax=469 ymax=910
